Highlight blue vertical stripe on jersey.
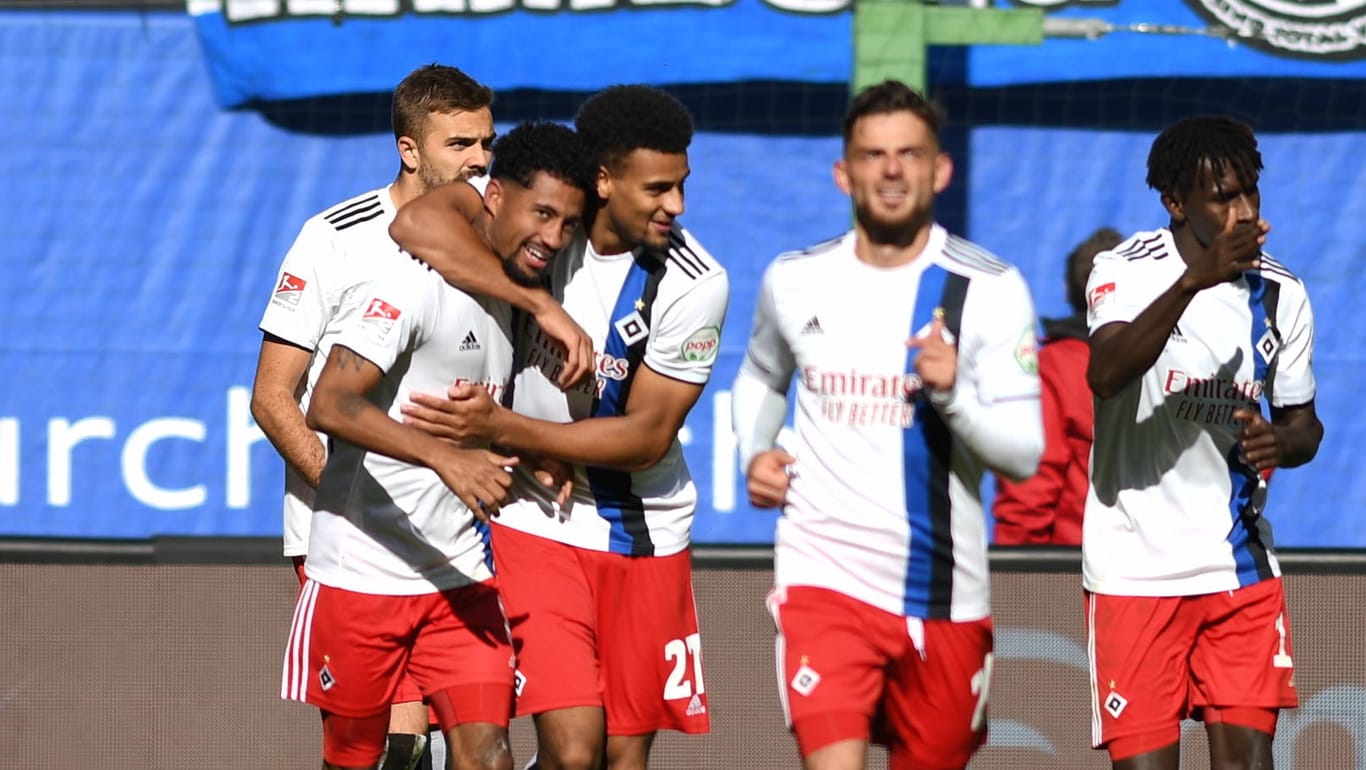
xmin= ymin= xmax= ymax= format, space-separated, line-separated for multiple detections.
xmin=587 ymin=258 xmax=653 ymax=556
xmin=901 ymin=264 xmax=955 ymax=619
xmin=1225 ymin=273 xmax=1276 ymax=586
xmin=473 ymin=517 xmax=494 ymax=574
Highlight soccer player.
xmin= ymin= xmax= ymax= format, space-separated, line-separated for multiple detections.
xmin=993 ymin=226 xmax=1122 ymax=546
xmin=280 ymin=121 xmax=594 ymax=770
xmin=251 ymin=65 xmax=586 ymax=769
xmin=389 ymin=85 xmax=727 ymax=770
xmin=1082 ymin=116 xmax=1322 ymax=770
xmin=730 ymin=80 xmax=1043 ymax=770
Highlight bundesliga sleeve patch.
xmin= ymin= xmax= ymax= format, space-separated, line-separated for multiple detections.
xmin=680 ymin=326 xmax=720 ymax=363
xmin=360 ymin=297 xmax=402 ymax=339
xmin=363 ymin=298 xmax=401 ymax=321
xmin=1015 ymin=326 xmax=1039 ymax=375
xmin=271 ymin=272 xmax=307 ymax=307
xmin=1088 ymin=282 xmax=1116 ymax=312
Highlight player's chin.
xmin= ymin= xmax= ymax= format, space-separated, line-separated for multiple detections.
xmin=641 ymin=221 xmax=673 ymax=249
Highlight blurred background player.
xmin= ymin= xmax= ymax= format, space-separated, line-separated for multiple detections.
xmin=281 ymin=121 xmax=594 ymax=770
xmin=390 ymin=85 xmax=727 ymax=770
xmin=731 ymin=80 xmax=1042 ymax=770
xmin=992 ymin=226 xmax=1122 ymax=546
xmin=252 ymin=63 xmax=495 ymax=770
xmin=1083 ymin=116 xmax=1323 ymax=769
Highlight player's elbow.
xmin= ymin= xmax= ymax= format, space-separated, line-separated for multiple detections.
xmin=248 ymin=386 xmax=270 ymax=427
xmin=996 ymin=437 xmax=1043 ymax=483
xmin=1086 ymin=360 xmax=1115 ymax=399
xmin=304 ymin=389 xmax=340 ymax=435
xmin=388 ymin=209 xmax=421 ymax=256
xmin=249 ymin=382 xmax=290 ymax=433
xmin=618 ymin=435 xmax=674 ymax=473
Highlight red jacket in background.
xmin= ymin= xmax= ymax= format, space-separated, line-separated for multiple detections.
xmin=993 ymin=316 xmax=1091 ymax=546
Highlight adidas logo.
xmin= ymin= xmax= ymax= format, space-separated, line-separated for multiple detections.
xmin=685 ymin=694 xmax=706 ymax=717
xmin=1169 ymin=323 xmax=1186 ymax=343
xmin=459 ymin=331 xmax=480 ymax=351
xmin=801 ymin=316 xmax=823 ymax=335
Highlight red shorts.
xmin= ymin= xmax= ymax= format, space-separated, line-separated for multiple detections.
xmin=1086 ymin=578 xmax=1297 ymax=758
xmin=491 ymin=523 xmax=709 ymax=736
xmin=768 ymin=586 xmax=993 ymax=770
xmin=290 ymin=556 xmax=426 ymax=708
xmin=281 ymin=578 xmax=515 ymax=731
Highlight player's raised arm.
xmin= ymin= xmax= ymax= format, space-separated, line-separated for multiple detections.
xmin=391 ymin=181 xmax=593 ymax=389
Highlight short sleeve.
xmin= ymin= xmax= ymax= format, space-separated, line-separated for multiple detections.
xmin=326 ymin=260 xmax=433 ymax=374
xmin=740 ymin=259 xmax=796 ymax=392
xmin=259 ymin=218 xmax=335 ymax=350
xmin=1086 ymin=250 xmax=1148 ymax=332
xmin=963 ymin=266 xmax=1042 ymax=405
xmin=1269 ymin=279 xmax=1317 ymax=407
xmin=645 ymin=269 xmax=730 ymax=385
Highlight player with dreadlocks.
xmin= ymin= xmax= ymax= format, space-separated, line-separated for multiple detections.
xmin=1081 ymin=115 xmax=1323 ymax=769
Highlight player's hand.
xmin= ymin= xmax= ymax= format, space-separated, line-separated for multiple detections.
xmin=1186 ymin=206 xmax=1269 ymax=290
xmin=747 ymin=449 xmax=796 ymax=508
xmin=432 ymin=448 xmax=517 ymax=522
xmin=527 ymin=454 xmax=574 ymax=509
xmin=402 ymin=383 xmax=501 ymax=444
xmin=1233 ymin=408 xmax=1282 ymax=473
xmin=534 ymin=304 xmax=594 ymax=391
xmin=906 ymin=318 xmax=957 ymax=393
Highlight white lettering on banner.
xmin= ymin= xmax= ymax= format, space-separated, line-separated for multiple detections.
xmin=0 ymin=419 xmax=17 ymax=506
xmin=4 ymin=386 xmax=769 ymax=520
xmin=48 ymin=417 xmax=116 ymax=507
xmin=191 ymin=0 xmax=1366 ymax=58
xmin=122 ymin=419 xmax=207 ymax=509
xmin=1006 ymin=0 xmax=1112 ymax=8
xmin=2 ymin=387 xmax=267 ymax=512
xmin=199 ymin=0 xmax=857 ymax=21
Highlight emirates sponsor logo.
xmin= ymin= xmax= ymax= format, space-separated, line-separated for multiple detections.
xmin=1163 ymin=369 xmax=1264 ymax=402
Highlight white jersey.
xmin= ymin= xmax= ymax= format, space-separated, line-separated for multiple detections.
xmin=258 ymin=187 xmax=403 ymax=556
xmin=303 ymin=256 xmax=514 ymax=595
xmin=1083 ymin=228 xmax=1316 ymax=597
xmin=743 ymin=226 xmax=1041 ymax=620
xmin=497 ymin=225 xmax=729 ymax=557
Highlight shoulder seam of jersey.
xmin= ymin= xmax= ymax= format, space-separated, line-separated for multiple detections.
xmin=326 ymin=195 xmax=384 ymax=231
xmin=1257 ymin=255 xmax=1298 ymax=283
xmin=324 ymin=193 xmax=380 ymax=221
xmin=1114 ymin=232 xmax=1168 ymax=261
xmin=333 ymin=208 xmax=386 ymax=232
xmin=664 ymin=232 xmax=714 ymax=280
xmin=941 ymin=235 xmax=1008 ymax=275
xmin=776 ymin=234 xmax=844 ymax=262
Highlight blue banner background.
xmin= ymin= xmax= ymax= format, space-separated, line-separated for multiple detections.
xmin=188 ymin=0 xmax=1366 ymax=108
xmin=2 ymin=9 xmax=1363 ymax=545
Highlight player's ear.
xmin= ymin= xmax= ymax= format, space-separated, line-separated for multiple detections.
xmin=833 ymin=159 xmax=851 ymax=194
xmin=1161 ymin=192 xmax=1185 ymax=223
xmin=594 ymin=164 xmax=612 ymax=201
xmin=396 ymin=135 xmax=419 ymax=173
xmin=483 ymin=178 xmax=503 ymax=216
xmin=932 ymin=152 xmax=954 ymax=194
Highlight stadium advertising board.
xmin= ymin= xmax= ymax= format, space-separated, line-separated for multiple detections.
xmin=2 ymin=8 xmax=1362 ymax=543
xmin=187 ymin=0 xmax=1365 ymax=108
